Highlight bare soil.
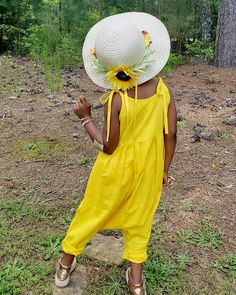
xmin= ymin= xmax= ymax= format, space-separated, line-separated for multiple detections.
xmin=0 ymin=55 xmax=235 ymax=294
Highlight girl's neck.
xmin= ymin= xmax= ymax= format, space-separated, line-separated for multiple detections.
xmin=127 ymin=78 xmax=159 ymax=99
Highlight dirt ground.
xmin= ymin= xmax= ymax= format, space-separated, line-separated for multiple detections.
xmin=0 ymin=55 xmax=235 ymax=294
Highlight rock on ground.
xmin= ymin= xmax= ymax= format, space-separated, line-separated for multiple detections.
xmin=53 ymin=264 xmax=87 ymax=295
xmin=84 ymin=233 xmax=124 ymax=265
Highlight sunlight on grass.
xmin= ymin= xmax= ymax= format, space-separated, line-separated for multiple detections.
xmin=14 ymin=139 xmax=75 ymax=161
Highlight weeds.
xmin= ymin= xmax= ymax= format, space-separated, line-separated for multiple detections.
xmin=176 ymin=221 xmax=222 ymax=249
xmin=181 ymin=202 xmax=193 ymax=212
xmin=176 ymin=254 xmax=194 ymax=268
xmin=151 ymin=226 xmax=165 ymax=242
xmin=78 ymin=156 xmax=93 ymax=166
xmin=14 ymin=139 xmax=74 ymax=161
xmin=0 ymin=258 xmax=53 ymax=295
xmin=159 ymin=203 xmax=173 ymax=215
xmin=177 ymin=121 xmax=185 ymax=130
xmin=177 ymin=229 xmax=195 ymax=244
xmin=38 ymin=236 xmax=63 ymax=260
xmin=144 ymin=249 xmax=188 ymax=294
xmin=84 ymin=265 xmax=127 ymax=295
xmin=58 ymin=215 xmax=73 ymax=226
xmin=212 ymin=253 xmax=236 ymax=278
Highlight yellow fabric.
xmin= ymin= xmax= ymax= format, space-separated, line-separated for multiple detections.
xmin=62 ymin=78 xmax=170 ymax=263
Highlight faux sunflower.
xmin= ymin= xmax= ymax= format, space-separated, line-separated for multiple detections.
xmin=106 ymin=65 xmax=137 ymax=91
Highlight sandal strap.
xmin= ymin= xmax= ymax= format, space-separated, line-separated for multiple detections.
xmin=128 ymin=268 xmax=143 ymax=287
xmin=58 ymin=257 xmax=73 ymax=270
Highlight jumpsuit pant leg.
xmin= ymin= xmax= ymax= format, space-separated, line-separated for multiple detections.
xmin=62 ymin=159 xmax=134 ymax=256
xmin=122 ymin=224 xmax=153 ymax=263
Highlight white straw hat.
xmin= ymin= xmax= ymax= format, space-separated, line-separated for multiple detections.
xmin=82 ymin=12 xmax=170 ymax=90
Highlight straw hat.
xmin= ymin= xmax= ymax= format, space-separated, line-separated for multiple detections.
xmin=82 ymin=12 xmax=170 ymax=91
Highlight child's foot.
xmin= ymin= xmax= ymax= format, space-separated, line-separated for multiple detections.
xmin=54 ymin=256 xmax=76 ymax=288
xmin=126 ymin=267 xmax=147 ymax=295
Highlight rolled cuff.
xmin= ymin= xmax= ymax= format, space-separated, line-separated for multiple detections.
xmin=61 ymin=239 xmax=85 ymax=256
xmin=123 ymin=248 xmax=148 ymax=263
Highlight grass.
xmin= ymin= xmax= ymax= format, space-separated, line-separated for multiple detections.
xmin=181 ymin=202 xmax=194 ymax=212
xmin=144 ymin=249 xmax=188 ymax=294
xmin=151 ymin=225 xmax=165 ymax=242
xmin=0 ymin=258 xmax=53 ymax=295
xmin=176 ymin=254 xmax=194 ymax=268
xmin=0 ymin=188 xmax=73 ymax=295
xmin=176 ymin=220 xmax=222 ymax=249
xmin=14 ymin=139 xmax=75 ymax=161
xmin=77 ymin=156 xmax=93 ymax=166
xmin=0 ymin=184 xmax=232 ymax=295
xmin=212 ymin=252 xmax=236 ymax=278
xmin=177 ymin=121 xmax=185 ymax=130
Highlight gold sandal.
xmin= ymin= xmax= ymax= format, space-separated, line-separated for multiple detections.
xmin=126 ymin=267 xmax=147 ymax=295
xmin=54 ymin=256 xmax=76 ymax=288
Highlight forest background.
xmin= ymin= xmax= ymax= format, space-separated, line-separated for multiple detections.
xmin=0 ymin=0 xmax=220 ymax=92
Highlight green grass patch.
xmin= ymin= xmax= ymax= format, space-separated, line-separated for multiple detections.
xmin=77 ymin=156 xmax=93 ymax=166
xmin=151 ymin=225 xmax=165 ymax=242
xmin=0 ymin=192 xmax=70 ymax=294
xmin=177 ymin=121 xmax=185 ymax=130
xmin=176 ymin=253 xmax=194 ymax=268
xmin=0 ymin=258 xmax=53 ymax=295
xmin=14 ymin=139 xmax=75 ymax=161
xmin=212 ymin=252 xmax=236 ymax=278
xmin=37 ymin=235 xmax=64 ymax=261
xmin=144 ymin=249 xmax=188 ymax=294
xmin=176 ymin=220 xmax=222 ymax=249
xmin=181 ymin=202 xmax=193 ymax=212
xmin=84 ymin=264 xmax=127 ymax=295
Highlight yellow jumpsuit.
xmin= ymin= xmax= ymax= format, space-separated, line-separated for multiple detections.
xmin=62 ymin=78 xmax=170 ymax=263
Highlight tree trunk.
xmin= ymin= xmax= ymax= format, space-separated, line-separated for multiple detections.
xmin=99 ymin=0 xmax=104 ymax=19
xmin=141 ymin=0 xmax=146 ymax=12
xmin=201 ymin=4 xmax=212 ymax=44
xmin=59 ymin=0 xmax=62 ymax=33
xmin=215 ymin=0 xmax=236 ymax=67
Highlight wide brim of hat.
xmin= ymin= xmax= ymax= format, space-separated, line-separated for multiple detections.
xmin=82 ymin=12 xmax=170 ymax=90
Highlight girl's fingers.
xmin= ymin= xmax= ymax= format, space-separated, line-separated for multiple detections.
xmin=73 ymin=102 xmax=80 ymax=111
xmin=79 ymin=95 xmax=85 ymax=103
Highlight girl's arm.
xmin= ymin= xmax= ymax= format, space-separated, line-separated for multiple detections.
xmin=73 ymin=95 xmax=121 ymax=155
xmin=163 ymin=90 xmax=177 ymax=185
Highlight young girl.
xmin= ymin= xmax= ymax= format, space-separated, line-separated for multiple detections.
xmin=55 ymin=12 xmax=177 ymax=295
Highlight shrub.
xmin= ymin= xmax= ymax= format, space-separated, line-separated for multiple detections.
xmin=185 ymin=40 xmax=214 ymax=62
xmin=162 ymin=53 xmax=184 ymax=74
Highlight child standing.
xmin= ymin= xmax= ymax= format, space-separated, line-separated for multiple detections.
xmin=55 ymin=12 xmax=177 ymax=295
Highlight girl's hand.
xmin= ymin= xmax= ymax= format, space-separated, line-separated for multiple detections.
xmin=163 ymin=171 xmax=169 ymax=186
xmin=73 ymin=95 xmax=91 ymax=119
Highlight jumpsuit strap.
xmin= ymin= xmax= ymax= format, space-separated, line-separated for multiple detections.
xmin=99 ymin=90 xmax=122 ymax=142
xmin=155 ymin=77 xmax=170 ymax=135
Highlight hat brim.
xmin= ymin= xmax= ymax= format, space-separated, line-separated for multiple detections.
xmin=82 ymin=12 xmax=170 ymax=89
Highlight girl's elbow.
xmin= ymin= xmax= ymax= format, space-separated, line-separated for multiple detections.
xmin=165 ymin=130 xmax=177 ymax=140
xmin=104 ymin=149 xmax=114 ymax=155
xmin=103 ymin=145 xmax=116 ymax=155
xmin=169 ymin=130 xmax=177 ymax=138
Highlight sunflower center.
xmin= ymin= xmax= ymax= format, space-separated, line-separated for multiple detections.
xmin=116 ymin=71 xmax=131 ymax=81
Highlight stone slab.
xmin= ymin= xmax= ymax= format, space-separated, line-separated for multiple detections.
xmin=152 ymin=213 xmax=164 ymax=226
xmin=84 ymin=234 xmax=124 ymax=265
xmin=53 ymin=264 xmax=87 ymax=295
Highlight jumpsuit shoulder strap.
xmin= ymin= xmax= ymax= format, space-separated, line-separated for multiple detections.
xmin=155 ymin=77 xmax=171 ymax=134
xmin=99 ymin=90 xmax=123 ymax=142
